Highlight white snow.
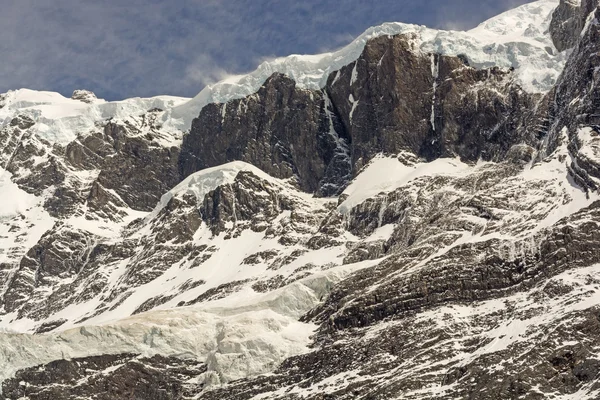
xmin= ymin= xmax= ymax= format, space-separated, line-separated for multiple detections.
xmin=576 ymin=126 xmax=600 ymax=164
xmin=0 ymin=1 xmax=565 ymax=141
xmin=338 ymin=154 xmax=470 ymax=213
xmin=348 ymin=94 xmax=359 ymax=122
xmin=0 ymin=168 xmax=54 ymax=313
xmin=366 ymin=224 xmax=396 ymax=241
xmin=169 ymin=161 xmax=279 ymax=202
xmin=0 ymin=168 xmax=53 ymax=265
xmin=0 ymin=89 xmax=189 ymax=145
xmin=0 ymin=307 xmax=314 ymax=387
xmin=0 ymin=169 xmax=38 ymax=219
xmin=350 ymin=62 xmax=359 ymax=86
xmin=430 ymin=54 xmax=439 ymax=131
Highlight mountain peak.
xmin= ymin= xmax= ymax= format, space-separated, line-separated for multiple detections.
xmin=173 ymin=0 xmax=564 ymax=130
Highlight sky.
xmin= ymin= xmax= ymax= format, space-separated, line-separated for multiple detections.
xmin=1 ymin=0 xmax=534 ymax=101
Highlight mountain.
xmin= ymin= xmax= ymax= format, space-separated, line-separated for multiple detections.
xmin=2 ymin=0 xmax=600 ymax=398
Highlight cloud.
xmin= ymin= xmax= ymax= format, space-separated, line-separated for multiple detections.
xmin=0 ymin=0 xmax=537 ymax=100
xmin=185 ymin=55 xmax=233 ymax=87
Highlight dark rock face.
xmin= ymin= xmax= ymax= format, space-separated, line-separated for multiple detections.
xmin=547 ymin=6 xmax=600 ymax=189
xmin=181 ymin=34 xmax=538 ymax=193
xmin=550 ymin=0 xmax=584 ymax=52
xmin=71 ymin=89 xmax=98 ymax=103
xmin=313 ymin=201 xmax=600 ymax=332
xmin=326 ymin=34 xmax=434 ymax=170
xmin=67 ymin=119 xmax=181 ymax=214
xmin=2 ymin=224 xmax=94 ymax=315
xmin=0 ymin=223 xmax=138 ymax=321
xmin=0 ymin=354 xmax=205 ymax=400
xmin=550 ymin=0 xmax=600 ymax=52
xmin=0 ymin=108 xmax=180 ymax=220
xmin=200 ymin=170 xmax=294 ymax=235
xmin=327 ymin=35 xmax=538 ymax=169
xmin=583 ymin=0 xmax=600 ymax=21
xmin=551 ymin=6 xmax=600 ymax=127
xmin=180 ymin=73 xmax=351 ymax=196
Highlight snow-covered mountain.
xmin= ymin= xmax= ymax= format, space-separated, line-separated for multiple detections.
xmin=173 ymin=0 xmax=566 ymax=128
xmin=2 ymin=0 xmax=600 ymax=398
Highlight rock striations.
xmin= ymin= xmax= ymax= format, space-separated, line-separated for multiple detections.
xmin=2 ymin=1 xmax=600 ymax=399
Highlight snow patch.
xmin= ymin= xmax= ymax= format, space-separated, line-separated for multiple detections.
xmin=430 ymin=54 xmax=439 ymax=131
xmin=338 ymin=155 xmax=470 ymax=213
xmin=348 ymin=94 xmax=359 ymax=122
xmin=350 ymin=62 xmax=359 ymax=86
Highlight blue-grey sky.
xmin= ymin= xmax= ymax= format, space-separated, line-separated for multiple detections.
xmin=1 ymin=0 xmax=532 ymax=100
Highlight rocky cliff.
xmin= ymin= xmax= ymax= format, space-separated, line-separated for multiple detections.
xmin=2 ymin=1 xmax=600 ymax=399
xmin=180 ymin=35 xmax=540 ymax=196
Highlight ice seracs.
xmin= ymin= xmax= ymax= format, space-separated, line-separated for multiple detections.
xmin=0 ymin=88 xmax=189 ymax=145
xmin=0 ymin=258 xmax=380 ymax=389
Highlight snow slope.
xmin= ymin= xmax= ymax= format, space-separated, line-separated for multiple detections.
xmin=338 ymin=155 xmax=471 ymax=214
xmin=0 ymin=167 xmax=54 ymax=291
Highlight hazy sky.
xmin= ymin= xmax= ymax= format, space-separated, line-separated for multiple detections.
xmin=1 ymin=0 xmax=533 ymax=100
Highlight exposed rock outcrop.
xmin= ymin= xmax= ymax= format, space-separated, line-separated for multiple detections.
xmin=181 ymin=34 xmax=538 ymax=194
xmin=71 ymin=89 xmax=98 ymax=104
xmin=180 ymin=73 xmax=351 ymax=196
xmin=550 ymin=0 xmax=585 ymax=52
xmin=550 ymin=0 xmax=600 ymax=52
xmin=0 ymin=354 xmax=205 ymax=400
